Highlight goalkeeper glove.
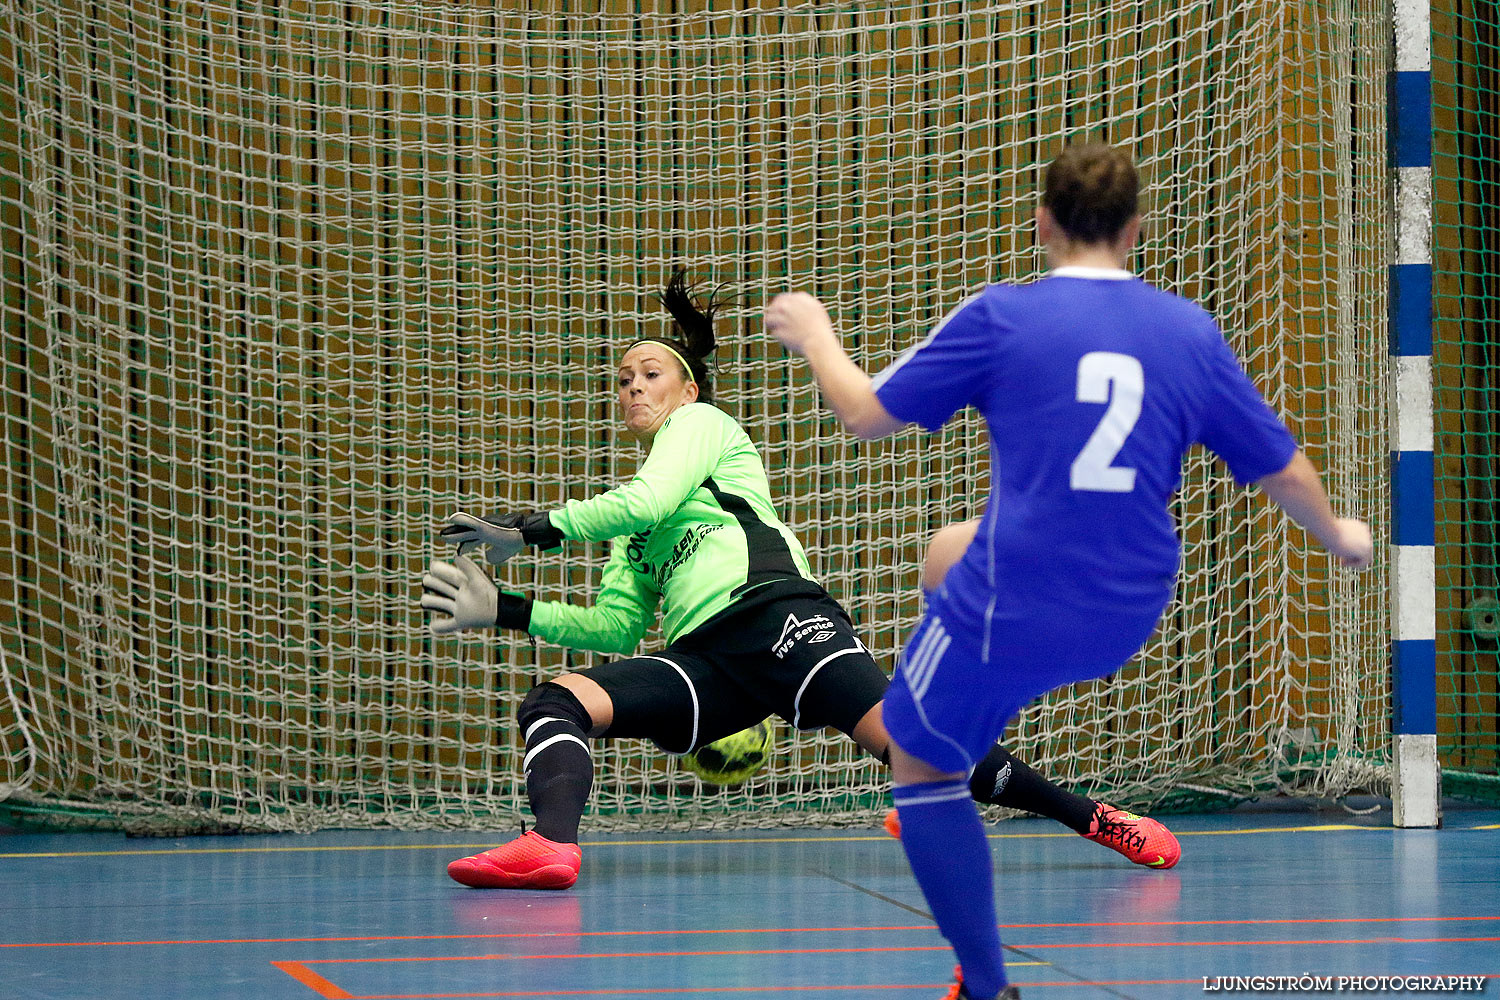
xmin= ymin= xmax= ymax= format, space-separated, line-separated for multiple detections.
xmin=439 ymin=511 xmax=564 ymax=565
xmin=421 ymin=555 xmax=534 ymax=635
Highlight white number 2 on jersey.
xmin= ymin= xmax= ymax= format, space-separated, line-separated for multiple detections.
xmin=1070 ymin=351 xmax=1143 ymax=492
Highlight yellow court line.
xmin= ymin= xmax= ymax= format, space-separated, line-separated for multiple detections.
xmin=0 ymin=822 xmax=1377 ymax=859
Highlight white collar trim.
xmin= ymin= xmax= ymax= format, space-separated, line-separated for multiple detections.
xmin=1049 ymin=266 xmax=1133 ymax=280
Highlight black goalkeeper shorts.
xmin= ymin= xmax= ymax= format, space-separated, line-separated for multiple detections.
xmin=576 ymin=586 xmax=891 ymax=754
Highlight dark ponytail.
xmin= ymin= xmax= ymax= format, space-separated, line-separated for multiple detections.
xmin=643 ymin=268 xmax=730 ymax=405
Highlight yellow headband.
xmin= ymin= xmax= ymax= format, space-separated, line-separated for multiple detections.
xmin=625 ymin=340 xmax=697 ymax=384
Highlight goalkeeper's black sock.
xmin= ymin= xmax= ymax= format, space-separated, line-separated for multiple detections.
xmin=518 ymin=683 xmax=595 ymax=844
xmin=970 ymin=744 xmax=1096 ymax=834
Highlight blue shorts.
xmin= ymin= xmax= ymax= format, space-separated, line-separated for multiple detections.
xmin=882 ymin=587 xmax=1162 ymax=775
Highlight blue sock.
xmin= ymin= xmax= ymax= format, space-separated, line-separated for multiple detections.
xmin=892 ymin=779 xmax=1006 ymax=999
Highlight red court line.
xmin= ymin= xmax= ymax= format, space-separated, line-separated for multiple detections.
xmin=0 ymin=925 xmax=924 ymax=949
xmin=8 ymin=914 xmax=1499 ymax=949
xmin=279 ymin=938 xmax=1500 ymax=998
xmin=283 ymin=984 xmax=950 ymax=998
xmin=1022 ymin=934 xmax=1500 ymax=950
xmin=300 ymin=945 xmax=950 ymax=965
xmin=269 ymin=976 xmax=1500 ymax=1000
xmin=271 ymin=961 xmax=355 ymax=999
xmin=290 ymin=934 xmax=1500 ymax=968
xmin=1048 ymin=982 xmax=1498 ymax=992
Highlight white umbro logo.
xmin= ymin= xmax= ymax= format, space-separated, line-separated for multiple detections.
xmin=772 ymin=612 xmax=839 ymax=658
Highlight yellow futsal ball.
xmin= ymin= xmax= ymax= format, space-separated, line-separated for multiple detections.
xmin=682 ymin=721 xmax=774 ymax=785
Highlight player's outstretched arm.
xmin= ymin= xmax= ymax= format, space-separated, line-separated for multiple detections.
xmin=764 ymin=292 xmax=905 ymax=440
xmin=424 ymin=537 xmax=652 ymax=651
xmin=1254 ymin=451 xmax=1374 ymax=570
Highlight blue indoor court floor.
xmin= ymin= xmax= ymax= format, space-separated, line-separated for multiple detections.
xmin=2 ymin=802 xmax=1497 ymax=999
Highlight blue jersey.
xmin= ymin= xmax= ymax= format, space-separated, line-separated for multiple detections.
xmin=872 ymin=267 xmax=1298 ymax=624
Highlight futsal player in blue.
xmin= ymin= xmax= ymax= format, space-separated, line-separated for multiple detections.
xmin=765 ymin=141 xmax=1374 ymax=1000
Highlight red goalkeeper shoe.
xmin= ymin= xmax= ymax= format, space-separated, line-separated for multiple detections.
xmin=1081 ymin=803 xmax=1181 ymax=870
xmin=447 ymin=831 xmax=582 ymax=890
xmin=940 ymin=966 xmax=1021 ymax=999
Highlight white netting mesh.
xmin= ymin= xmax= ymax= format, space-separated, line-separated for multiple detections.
xmin=0 ymin=0 xmax=1389 ymax=834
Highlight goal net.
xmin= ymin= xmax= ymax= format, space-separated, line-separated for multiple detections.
xmin=0 ymin=0 xmax=1390 ymax=834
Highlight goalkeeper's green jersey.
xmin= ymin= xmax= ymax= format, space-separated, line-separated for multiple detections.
xmin=529 ymin=402 xmax=817 ymax=654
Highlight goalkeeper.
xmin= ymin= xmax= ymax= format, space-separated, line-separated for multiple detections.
xmin=421 ymin=270 xmax=1179 ymax=892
